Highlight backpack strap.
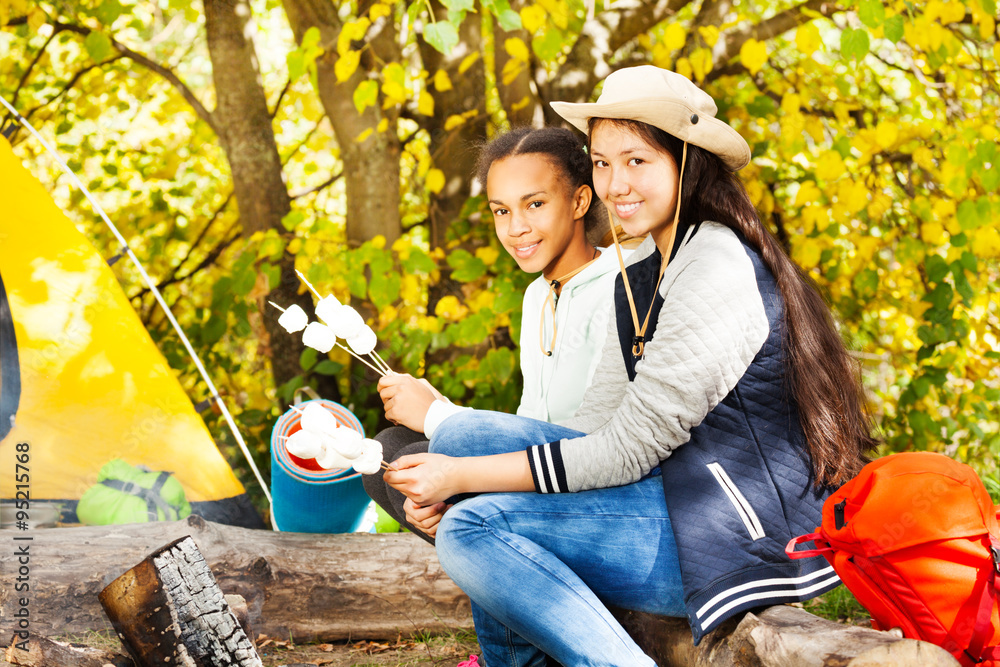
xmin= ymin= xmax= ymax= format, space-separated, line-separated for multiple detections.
xmin=101 ymin=472 xmax=180 ymax=522
xmin=964 ymin=535 xmax=1000 ymax=664
xmin=785 ymin=532 xmax=833 ymax=559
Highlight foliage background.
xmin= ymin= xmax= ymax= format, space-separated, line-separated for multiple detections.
xmin=1 ymin=0 xmax=997 ymax=518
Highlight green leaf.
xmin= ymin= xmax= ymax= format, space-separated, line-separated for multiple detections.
xmin=287 ymin=50 xmax=306 ymax=81
xmin=925 ymin=254 xmax=950 ymax=283
xmin=424 ymin=22 xmax=459 ymax=55
xmin=314 ymin=359 xmax=342 ymax=375
xmin=441 ymin=0 xmax=474 ymax=10
xmin=481 ymin=347 xmax=516 ymax=385
xmin=852 ymin=268 xmax=879 ymax=297
xmin=840 ymin=28 xmax=870 ymax=61
xmin=300 ymin=346 xmax=318 ymax=371
xmin=858 ymin=0 xmax=885 ymax=27
xmin=447 ymin=249 xmax=488 ymax=282
xmin=884 ymin=14 xmax=904 ymax=42
xmin=746 ymin=94 xmax=777 ymax=117
xmin=282 ymin=210 xmax=305 ymax=232
xmin=302 ymin=26 xmax=322 ymax=50
xmin=532 ymin=28 xmax=564 ymax=61
xmin=353 ymin=80 xmax=379 ymax=113
xmin=957 ymin=200 xmax=979 ymax=230
xmin=369 ymin=271 xmax=401 ymax=310
xmin=982 ymin=0 xmax=996 ymax=14
xmin=84 ymin=31 xmax=113 ymax=62
xmin=95 ymin=0 xmax=124 ymax=26
xmin=232 ymin=268 xmax=257 ymax=296
xmin=497 ymin=9 xmax=523 ymax=30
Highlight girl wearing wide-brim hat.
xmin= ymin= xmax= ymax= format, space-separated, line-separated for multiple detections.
xmin=385 ymin=66 xmax=877 ymax=666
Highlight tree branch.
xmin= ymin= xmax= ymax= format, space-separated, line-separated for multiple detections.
xmin=51 ymin=21 xmax=218 ymax=135
xmin=132 ymin=225 xmax=242 ymax=303
xmin=11 ymin=28 xmax=61 ymax=109
xmin=291 ymin=170 xmax=343 ymax=199
xmin=714 ymin=0 xmax=843 ymax=68
xmin=21 ymin=55 xmax=127 ymax=123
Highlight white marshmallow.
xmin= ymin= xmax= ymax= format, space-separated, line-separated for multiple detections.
xmin=352 ymin=438 xmax=384 ymax=475
xmin=347 ymin=325 xmax=378 ymax=356
xmin=284 ymin=430 xmax=323 ymax=459
xmin=315 ymin=442 xmax=356 ymax=471
xmin=329 ymin=305 xmax=365 ymax=339
xmin=278 ymin=304 xmax=308 ymax=333
xmin=314 ymin=295 xmax=342 ymax=325
xmin=299 ymin=402 xmax=342 ymax=435
xmin=325 ymin=426 xmax=365 ymax=459
xmin=302 ymin=322 xmax=336 ymax=353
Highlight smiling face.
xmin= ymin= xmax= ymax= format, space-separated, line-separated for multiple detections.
xmin=590 ymin=121 xmax=680 ymax=253
xmin=487 ymin=153 xmax=592 ymax=278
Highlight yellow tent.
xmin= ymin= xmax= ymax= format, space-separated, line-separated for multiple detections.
xmin=0 ymin=137 xmax=261 ymax=527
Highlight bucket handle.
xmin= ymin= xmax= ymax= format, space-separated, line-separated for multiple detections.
xmin=293 ymin=386 xmax=322 ymax=406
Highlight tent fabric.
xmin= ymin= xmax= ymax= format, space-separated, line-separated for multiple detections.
xmin=0 ymin=136 xmax=262 ymax=528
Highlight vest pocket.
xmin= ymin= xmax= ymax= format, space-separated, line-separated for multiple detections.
xmin=706 ymin=463 xmax=766 ymax=541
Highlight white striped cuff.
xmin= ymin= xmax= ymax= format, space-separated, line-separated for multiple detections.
xmin=527 ymin=441 xmax=568 ymax=493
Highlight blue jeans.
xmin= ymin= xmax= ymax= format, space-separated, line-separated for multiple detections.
xmin=429 ymin=411 xmax=685 ymax=667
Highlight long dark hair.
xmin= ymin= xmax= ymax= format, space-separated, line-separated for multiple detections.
xmin=590 ymin=118 xmax=878 ymax=487
xmin=476 ymin=127 xmax=608 ymax=241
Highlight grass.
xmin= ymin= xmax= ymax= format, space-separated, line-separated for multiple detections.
xmin=802 ymin=584 xmax=871 ymax=626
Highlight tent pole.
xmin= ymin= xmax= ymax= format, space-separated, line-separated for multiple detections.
xmin=0 ymin=96 xmax=272 ymax=508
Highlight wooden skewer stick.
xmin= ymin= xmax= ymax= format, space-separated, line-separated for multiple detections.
xmin=268 ymin=301 xmax=286 ymax=312
xmin=295 ymin=269 xmax=323 ymax=300
xmin=370 ymin=350 xmax=393 ymax=374
xmin=335 ymin=342 xmax=386 ymax=377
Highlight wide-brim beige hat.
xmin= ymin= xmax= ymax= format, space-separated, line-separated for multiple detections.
xmin=550 ymin=65 xmax=751 ymax=171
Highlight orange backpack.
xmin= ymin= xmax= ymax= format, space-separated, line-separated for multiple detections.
xmin=787 ymin=452 xmax=1000 ymax=666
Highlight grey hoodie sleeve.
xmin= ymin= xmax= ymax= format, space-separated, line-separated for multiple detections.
xmin=526 ymin=224 xmax=771 ymax=494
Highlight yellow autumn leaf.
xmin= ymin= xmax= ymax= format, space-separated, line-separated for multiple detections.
xmin=505 ymin=37 xmax=530 ymax=62
xmin=739 ymin=39 xmax=768 ymax=76
xmin=805 ymin=116 xmax=826 ymax=143
xmin=794 ymin=181 xmax=821 ymax=207
xmin=335 ymin=51 xmax=361 ymax=83
xmin=338 ymin=18 xmax=370 ymax=56
xmin=802 ymin=205 xmax=828 ymax=234
xmin=838 ymin=179 xmax=870 ymax=213
xmin=520 ymin=5 xmax=547 ymax=33
xmin=815 ymin=151 xmax=845 ymax=181
xmin=426 ymin=168 xmax=445 ymax=194
xmin=287 ymin=238 xmax=303 ymax=255
xmin=459 ymin=52 xmax=480 ymax=74
xmin=698 ymin=25 xmax=719 ymax=47
xmin=939 ymin=0 xmax=966 ymax=23
xmin=796 ymin=22 xmax=822 ymax=56
xmin=27 ymin=6 xmax=45 ymax=31
xmin=875 ymin=121 xmax=899 ymax=150
xmin=744 ymin=179 xmax=764 ymax=207
xmin=433 ymin=69 xmax=452 ymax=92
xmin=971 ymin=227 xmax=1000 ymax=257
xmin=674 ymin=57 xmax=693 ymax=81
xmin=689 ymin=47 xmax=713 ymax=83
xmin=501 ymin=58 xmax=525 ymax=85
xmin=369 ymin=3 xmax=391 ymax=20
xmin=913 ymin=146 xmax=936 ymax=171
xmin=377 ymin=118 xmax=389 ymax=133
xmin=795 ymin=240 xmax=823 ymax=269
xmin=418 ymin=92 xmax=435 ymax=117
xmin=370 ymin=234 xmax=387 ymax=249
xmin=468 ymin=289 xmax=496 ymax=313
xmin=435 ymin=295 xmax=467 ymax=320
xmin=400 ymin=274 xmax=422 ymax=304
xmin=475 ymin=246 xmax=500 ymax=265
xmin=355 ymin=127 xmax=374 ymax=143
xmin=921 ymin=221 xmax=946 ymax=245
xmin=536 ymin=0 xmax=568 ymax=29
xmin=781 ymin=93 xmax=801 ymax=114
xmin=381 ymin=62 xmax=407 ymax=107
xmin=663 ymin=22 xmax=686 ymax=51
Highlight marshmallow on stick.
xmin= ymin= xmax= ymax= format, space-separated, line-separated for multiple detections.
xmin=347 ymin=325 xmax=378 ymax=356
xmin=302 ymin=322 xmax=336 ymax=353
xmin=324 ymin=425 xmax=365 ymax=459
xmin=328 ymin=304 xmax=366 ymax=339
xmin=314 ymin=295 xmax=342 ymax=325
xmin=351 ymin=439 xmax=385 ymax=475
xmin=274 ymin=303 xmax=308 ymax=333
xmin=316 ymin=440 xmax=356 ymax=471
xmin=284 ymin=429 xmax=323 ymax=460
xmin=299 ymin=401 xmax=341 ymax=434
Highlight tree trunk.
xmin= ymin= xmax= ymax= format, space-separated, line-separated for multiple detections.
xmin=4 ymin=636 xmax=134 ymax=667
xmin=282 ymin=0 xmax=403 ymax=247
xmin=203 ymin=0 xmax=338 ymax=398
xmin=419 ymin=6 xmax=488 ymax=249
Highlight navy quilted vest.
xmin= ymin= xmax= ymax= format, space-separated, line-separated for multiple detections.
xmin=614 ymin=227 xmax=840 ymax=642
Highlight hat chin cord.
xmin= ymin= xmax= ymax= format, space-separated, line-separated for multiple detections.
xmin=608 ymin=141 xmax=688 ymax=358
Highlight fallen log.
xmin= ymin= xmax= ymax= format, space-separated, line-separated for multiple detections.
xmin=4 ymin=634 xmax=134 ymax=667
xmin=0 ymin=515 xmax=469 ymax=643
xmin=100 ymin=536 xmax=262 ymax=667
xmin=0 ymin=516 xmax=961 ymax=665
